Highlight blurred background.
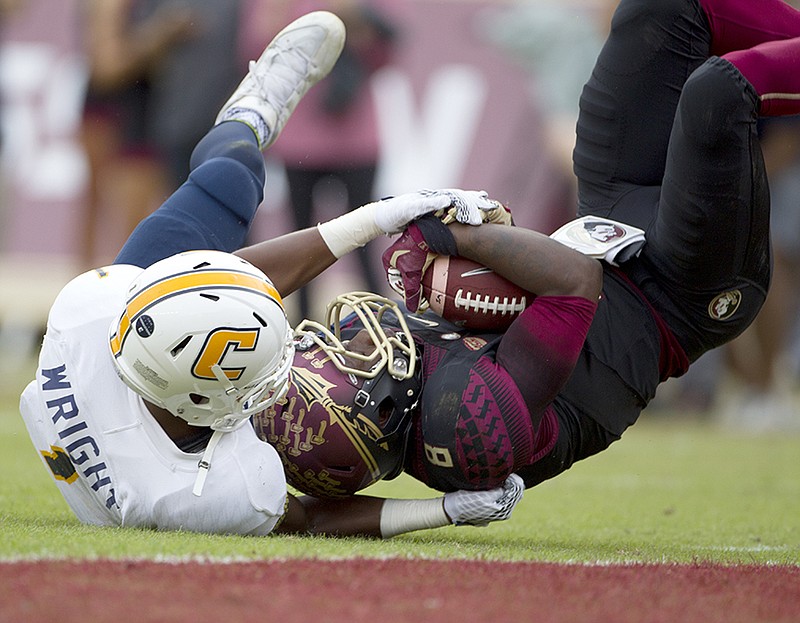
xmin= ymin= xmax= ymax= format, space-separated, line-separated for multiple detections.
xmin=1 ymin=0 xmax=798 ymax=431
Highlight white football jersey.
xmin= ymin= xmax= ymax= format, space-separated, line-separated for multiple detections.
xmin=19 ymin=265 xmax=287 ymax=535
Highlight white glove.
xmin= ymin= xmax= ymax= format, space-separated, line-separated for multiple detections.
xmin=443 ymin=473 xmax=525 ymax=526
xmin=318 ymin=188 xmax=498 ymax=259
xmin=373 ymin=189 xmax=497 ymax=234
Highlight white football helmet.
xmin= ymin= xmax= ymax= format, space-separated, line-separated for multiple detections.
xmin=109 ymin=250 xmax=294 ymax=432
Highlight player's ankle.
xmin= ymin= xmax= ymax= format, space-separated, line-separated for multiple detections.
xmin=218 ymin=108 xmax=271 ymax=149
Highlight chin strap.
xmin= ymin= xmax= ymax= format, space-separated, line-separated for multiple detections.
xmin=193 ymin=429 xmax=224 ymax=497
xmin=192 ymin=364 xmax=249 ymax=496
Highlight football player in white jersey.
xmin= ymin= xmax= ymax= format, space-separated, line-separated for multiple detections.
xmin=20 ymin=11 xmax=523 ymax=537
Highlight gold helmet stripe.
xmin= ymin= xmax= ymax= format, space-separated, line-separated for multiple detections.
xmin=291 ymin=367 xmax=382 ymax=479
xmin=110 ymin=270 xmax=283 ymax=357
xmin=327 ymin=408 xmax=381 ymax=479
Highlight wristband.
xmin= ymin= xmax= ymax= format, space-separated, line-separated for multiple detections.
xmin=414 ymin=215 xmax=458 ymax=255
xmin=317 ymin=202 xmax=385 ymax=258
xmin=379 ymin=498 xmax=450 ymax=538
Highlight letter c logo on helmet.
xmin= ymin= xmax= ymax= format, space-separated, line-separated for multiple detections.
xmin=192 ymin=328 xmax=261 ymax=381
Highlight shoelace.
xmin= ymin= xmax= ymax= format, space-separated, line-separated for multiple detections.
xmin=251 ymin=44 xmax=312 ymax=120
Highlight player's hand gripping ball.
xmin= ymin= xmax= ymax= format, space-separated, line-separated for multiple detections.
xmin=421 ymin=255 xmax=532 ymax=331
xmin=383 ymin=222 xmax=437 ymax=313
xmin=383 ymin=222 xmax=533 ymax=331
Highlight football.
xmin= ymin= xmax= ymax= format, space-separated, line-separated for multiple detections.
xmin=420 ymin=255 xmax=533 ymax=331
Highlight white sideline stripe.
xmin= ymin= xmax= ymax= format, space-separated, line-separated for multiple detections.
xmin=697 ymin=545 xmax=791 ymax=552
xmin=0 ymin=546 xmax=795 ymax=565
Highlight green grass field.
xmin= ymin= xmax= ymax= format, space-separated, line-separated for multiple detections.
xmin=2 ymin=357 xmax=798 ymax=565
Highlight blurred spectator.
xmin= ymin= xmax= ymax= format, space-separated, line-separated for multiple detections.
xmin=79 ymin=0 xmax=241 ymax=267
xmin=0 ymin=1 xmax=24 ymax=21
xmin=715 ymin=117 xmax=800 ymax=431
xmin=0 ymin=0 xmax=28 ymax=241
xmin=476 ymin=0 xmax=616 ymax=225
xmin=244 ymin=0 xmax=400 ymax=322
xmin=648 ymin=113 xmax=800 ymax=430
xmin=0 ymin=0 xmax=28 ymax=152
xmin=0 ymin=0 xmax=26 ymax=46
xmin=716 ymin=0 xmax=800 ymax=430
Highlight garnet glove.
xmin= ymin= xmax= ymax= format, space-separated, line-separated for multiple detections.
xmin=382 ymin=222 xmax=437 ymax=313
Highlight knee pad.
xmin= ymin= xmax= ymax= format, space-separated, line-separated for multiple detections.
xmin=190 ymin=122 xmax=266 ymax=182
xmin=189 ymin=156 xmax=265 ymax=224
xmin=679 ymin=57 xmax=758 ymax=147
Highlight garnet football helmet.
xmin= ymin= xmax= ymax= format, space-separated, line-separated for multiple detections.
xmin=109 ymin=250 xmax=294 ymax=432
xmin=255 ymin=292 xmax=421 ymax=497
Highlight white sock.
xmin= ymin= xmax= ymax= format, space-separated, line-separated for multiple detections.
xmin=219 ymin=108 xmax=271 ymax=147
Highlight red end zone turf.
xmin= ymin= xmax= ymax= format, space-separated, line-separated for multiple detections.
xmin=1 ymin=559 xmax=798 ymax=623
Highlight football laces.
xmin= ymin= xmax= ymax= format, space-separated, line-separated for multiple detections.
xmin=453 ymin=289 xmax=528 ymax=316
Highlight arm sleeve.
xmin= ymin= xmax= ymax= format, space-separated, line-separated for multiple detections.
xmin=496 ymin=295 xmax=597 ymax=416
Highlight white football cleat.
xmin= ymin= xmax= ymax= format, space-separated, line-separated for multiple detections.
xmin=215 ymin=11 xmax=346 ymax=148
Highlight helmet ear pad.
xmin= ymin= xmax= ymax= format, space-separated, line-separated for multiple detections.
xmin=255 ymin=344 xmax=420 ymax=498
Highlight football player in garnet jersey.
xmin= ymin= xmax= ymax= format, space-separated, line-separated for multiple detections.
xmin=245 ymin=0 xmax=800 ymax=501
xmin=20 ymin=11 xmax=526 ymax=538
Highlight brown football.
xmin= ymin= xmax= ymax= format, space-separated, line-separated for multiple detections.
xmin=420 ymin=255 xmax=533 ymax=331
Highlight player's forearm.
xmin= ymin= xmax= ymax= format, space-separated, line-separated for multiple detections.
xmin=235 ymin=228 xmax=338 ymax=296
xmin=274 ymin=475 xmax=524 ymax=538
xmin=235 ymin=191 xmax=509 ymax=301
xmin=290 ymin=495 xmax=452 ymax=538
xmin=296 ymin=495 xmax=386 ymax=537
xmin=274 ymin=494 xmax=453 ymax=538
xmin=450 ymin=223 xmax=603 ymax=301
xmin=235 ymin=202 xmax=389 ymax=296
